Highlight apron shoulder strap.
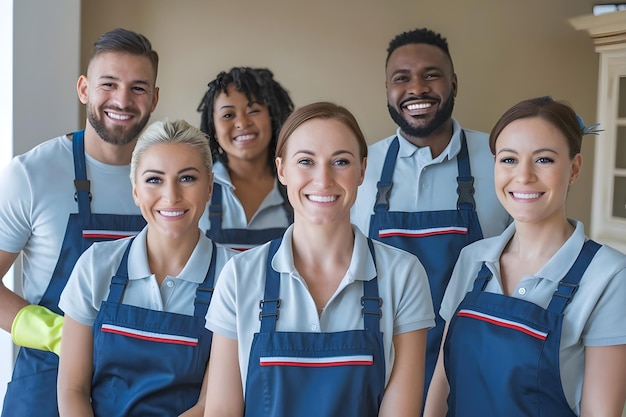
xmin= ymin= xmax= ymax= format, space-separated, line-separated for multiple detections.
xmin=547 ymin=239 xmax=601 ymax=314
xmin=374 ymin=137 xmax=400 ymax=213
xmin=193 ymin=241 xmax=218 ymax=317
xmin=106 ymin=237 xmax=134 ymax=303
xmin=456 ymin=130 xmax=476 ymax=211
xmin=71 ymin=130 xmax=92 ymax=217
xmin=471 ymin=262 xmax=493 ymax=292
xmin=362 ymin=239 xmax=382 ymax=332
xmin=259 ymin=238 xmax=283 ymax=332
xmin=208 ymin=183 xmax=223 ymax=232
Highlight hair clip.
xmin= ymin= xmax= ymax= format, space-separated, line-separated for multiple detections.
xmin=576 ymin=115 xmax=603 ymax=136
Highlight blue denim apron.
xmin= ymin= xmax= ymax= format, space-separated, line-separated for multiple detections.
xmin=206 ymin=183 xmax=292 ymax=251
xmin=368 ymin=132 xmax=483 ymax=398
xmin=444 ymin=240 xmax=600 ymax=416
xmin=91 ymin=238 xmax=216 ymax=416
xmin=2 ymin=130 xmax=145 ymax=417
xmin=243 ymin=238 xmax=386 ymax=417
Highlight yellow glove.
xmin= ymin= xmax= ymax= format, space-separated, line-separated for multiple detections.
xmin=11 ymin=305 xmax=64 ymax=356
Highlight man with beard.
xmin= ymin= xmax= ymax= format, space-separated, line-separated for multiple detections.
xmin=351 ymin=27 xmax=510 ymax=405
xmin=0 ymin=28 xmax=159 ymax=416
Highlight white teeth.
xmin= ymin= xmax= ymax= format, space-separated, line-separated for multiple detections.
xmin=308 ymin=195 xmax=337 ymax=203
xmin=107 ymin=112 xmax=131 ymax=121
xmin=406 ymin=103 xmax=432 ymax=110
xmin=234 ymin=134 xmax=255 ymax=142
xmin=159 ymin=210 xmax=184 ymax=217
xmin=512 ymin=192 xmax=541 ymax=199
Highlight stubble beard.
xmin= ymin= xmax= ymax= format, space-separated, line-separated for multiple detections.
xmin=87 ymin=103 xmax=151 ymax=146
xmin=387 ymin=93 xmax=455 ymax=139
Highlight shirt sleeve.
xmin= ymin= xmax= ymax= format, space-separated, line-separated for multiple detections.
xmin=58 ymin=245 xmax=102 ymax=326
xmin=393 ymin=254 xmax=436 ymax=335
xmin=582 ymin=265 xmax=626 ymax=346
xmin=0 ymin=159 xmax=33 ymax=252
xmin=205 ymin=257 xmax=239 ymax=340
xmin=439 ymin=246 xmax=484 ymax=322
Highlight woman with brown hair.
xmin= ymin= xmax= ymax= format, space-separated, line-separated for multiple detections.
xmin=203 ymin=102 xmax=435 ymax=417
xmin=425 ymin=96 xmax=626 ymax=417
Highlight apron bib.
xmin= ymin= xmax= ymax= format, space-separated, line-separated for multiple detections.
xmin=91 ymin=238 xmax=216 ymax=416
xmin=444 ymin=240 xmax=600 ymax=417
xmin=206 ymin=183 xmax=292 ymax=251
xmin=243 ymin=239 xmax=386 ymax=417
xmin=368 ymin=132 xmax=483 ymax=396
xmin=2 ymin=131 xmax=145 ymax=417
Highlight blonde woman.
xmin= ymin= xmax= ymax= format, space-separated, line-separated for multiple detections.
xmin=58 ymin=120 xmax=236 ymax=417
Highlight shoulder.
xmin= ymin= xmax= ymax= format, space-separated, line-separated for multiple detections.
xmin=70 ymin=237 xmax=132 ymax=283
xmin=371 ymin=238 xmax=421 ymax=263
xmin=461 ymin=233 xmax=504 ymax=259
xmin=14 ymin=135 xmax=72 ymax=164
xmin=225 ymin=241 xmax=272 ymax=270
xmin=461 ymin=128 xmax=493 ymax=158
xmin=456 ymin=236 xmax=504 ymax=273
xmin=362 ymin=134 xmax=397 ymax=180
xmin=590 ymin=242 xmax=626 ymax=273
xmin=214 ymin=242 xmax=239 ymax=260
xmin=210 ymin=239 xmax=240 ymax=266
xmin=462 ymin=128 xmax=491 ymax=149
xmin=596 ymin=242 xmax=626 ymax=262
xmin=454 ymin=240 xmax=495 ymax=277
xmin=83 ymin=236 xmax=133 ymax=259
xmin=368 ymin=238 xmax=427 ymax=281
xmin=461 ymin=127 xmax=488 ymax=141
xmin=8 ymin=136 xmax=73 ymax=182
xmin=367 ymin=134 xmax=397 ymax=153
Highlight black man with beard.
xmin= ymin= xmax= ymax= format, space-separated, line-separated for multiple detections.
xmin=351 ymin=27 xmax=511 ymax=409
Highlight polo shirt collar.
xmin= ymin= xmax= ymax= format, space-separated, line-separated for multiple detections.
xmin=479 ymin=220 xmax=587 ymax=283
xmin=212 ymin=161 xmax=232 ymax=188
xmin=127 ymin=226 xmax=209 ymax=284
xmin=271 ymin=225 xmax=377 ymax=283
xmin=212 ymin=160 xmax=284 ymax=207
xmin=395 ymin=118 xmax=462 ymax=162
xmin=534 ymin=220 xmax=586 ymax=283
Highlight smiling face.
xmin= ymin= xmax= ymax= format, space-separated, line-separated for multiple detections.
xmin=276 ymin=118 xmax=365 ymax=227
xmin=494 ymin=117 xmax=582 ymax=227
xmin=213 ymin=85 xmax=273 ymax=165
xmin=386 ymin=43 xmax=456 ymax=141
xmin=78 ymin=52 xmax=158 ymax=146
xmin=132 ymin=143 xmax=212 ymax=242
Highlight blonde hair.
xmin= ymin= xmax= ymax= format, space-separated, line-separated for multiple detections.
xmin=130 ymin=119 xmax=212 ymax=185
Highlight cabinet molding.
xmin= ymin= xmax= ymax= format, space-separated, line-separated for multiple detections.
xmin=571 ymin=11 xmax=626 ymax=254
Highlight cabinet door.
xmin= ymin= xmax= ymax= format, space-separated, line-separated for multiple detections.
xmin=592 ymin=52 xmax=626 ymax=253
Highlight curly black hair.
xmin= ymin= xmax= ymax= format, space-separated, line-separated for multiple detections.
xmin=197 ymin=67 xmax=294 ymax=173
xmin=386 ymin=28 xmax=452 ymax=67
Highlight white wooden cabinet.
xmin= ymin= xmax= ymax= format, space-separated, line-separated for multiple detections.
xmin=571 ymin=11 xmax=626 ymax=254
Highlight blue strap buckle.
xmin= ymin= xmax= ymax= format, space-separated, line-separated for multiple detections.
xmin=374 ymin=181 xmax=393 ymax=209
xmin=74 ymin=179 xmax=92 ymax=202
xmin=456 ymin=176 xmax=475 ymax=209
xmin=552 ymin=282 xmax=579 ymax=307
xmin=258 ymin=298 xmax=281 ymax=321
xmin=361 ymin=296 xmax=383 ymax=317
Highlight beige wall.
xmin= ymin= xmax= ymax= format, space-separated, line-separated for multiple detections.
xmin=81 ymin=0 xmax=599 ymax=225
